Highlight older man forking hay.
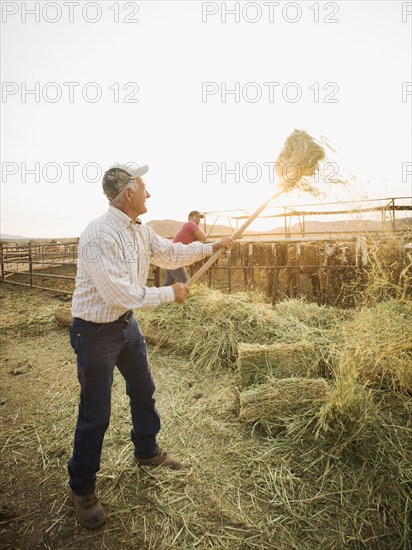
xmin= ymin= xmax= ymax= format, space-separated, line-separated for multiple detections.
xmin=68 ymin=163 xmax=232 ymax=529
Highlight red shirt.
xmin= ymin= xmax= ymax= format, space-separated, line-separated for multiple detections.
xmin=173 ymin=221 xmax=200 ymax=245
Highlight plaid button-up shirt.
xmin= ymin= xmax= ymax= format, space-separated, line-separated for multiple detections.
xmin=72 ymin=207 xmax=213 ymax=322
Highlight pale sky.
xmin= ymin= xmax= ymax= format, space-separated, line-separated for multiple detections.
xmin=1 ymin=0 xmax=411 ymax=238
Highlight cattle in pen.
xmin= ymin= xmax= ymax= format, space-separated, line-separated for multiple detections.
xmin=278 ymin=241 xmax=351 ymax=300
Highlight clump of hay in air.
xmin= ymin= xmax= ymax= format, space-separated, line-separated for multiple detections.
xmin=237 ymin=341 xmax=320 ymax=389
xmin=239 ymin=377 xmax=330 ymax=434
xmin=275 ymin=129 xmax=325 ymax=193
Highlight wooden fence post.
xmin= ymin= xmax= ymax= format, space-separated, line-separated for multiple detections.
xmin=247 ymin=243 xmax=253 ymax=290
xmin=0 ymin=242 xmax=4 ymax=282
xmin=28 ymin=244 xmax=33 ymax=287
xmin=227 ymin=248 xmax=232 ymax=294
xmin=270 ymin=243 xmax=279 ymax=305
xmin=295 ymin=243 xmax=301 ymax=296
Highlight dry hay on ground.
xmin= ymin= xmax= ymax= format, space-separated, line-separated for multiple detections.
xmin=1 ymin=284 xmax=411 ymax=549
xmin=139 ymin=287 xmax=347 ymax=373
xmin=138 ymin=286 xmax=412 ymax=547
xmin=244 ymin=378 xmax=412 ymax=549
xmin=139 ymin=286 xmax=279 ymax=371
xmin=342 ymin=299 xmax=412 ymax=393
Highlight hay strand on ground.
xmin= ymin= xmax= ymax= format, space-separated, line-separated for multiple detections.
xmin=2 ymin=283 xmax=411 ymax=549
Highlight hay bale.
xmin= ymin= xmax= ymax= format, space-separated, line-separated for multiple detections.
xmin=237 ymin=341 xmax=319 ymax=389
xmin=239 ymin=377 xmax=329 ymax=430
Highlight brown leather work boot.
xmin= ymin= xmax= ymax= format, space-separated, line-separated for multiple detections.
xmin=135 ymin=449 xmax=182 ymax=470
xmin=70 ymin=490 xmax=107 ymax=529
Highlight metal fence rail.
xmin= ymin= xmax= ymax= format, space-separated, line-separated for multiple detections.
xmin=203 ymin=196 xmax=412 ymax=238
xmin=1 ymin=194 xmax=411 ymax=302
xmin=1 ymin=233 xmax=410 ymax=305
xmin=0 ymin=241 xmax=78 ymax=295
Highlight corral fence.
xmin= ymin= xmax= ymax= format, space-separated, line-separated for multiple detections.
xmin=188 ymin=234 xmax=412 ymax=304
xmin=1 ymin=197 xmax=411 ymax=304
xmin=1 ymin=234 xmax=411 ymax=306
xmin=0 ymin=240 xmax=78 ymax=295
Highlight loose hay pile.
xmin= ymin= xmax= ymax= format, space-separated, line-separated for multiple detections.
xmin=139 ymin=287 xmax=279 ymax=371
xmin=237 ymin=375 xmax=412 ymax=549
xmin=343 ymin=299 xmax=412 ymax=392
xmin=139 ymin=289 xmax=346 ymax=373
xmin=2 ymin=281 xmax=411 ymax=549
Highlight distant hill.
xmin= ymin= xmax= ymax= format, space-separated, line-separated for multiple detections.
xmin=146 ymin=219 xmax=233 ymax=237
xmin=0 ymin=235 xmax=77 ymax=243
xmin=0 ymin=233 xmax=28 ymax=241
xmin=147 ymin=216 xmax=412 ymax=239
xmin=2 ymin=216 xmax=410 ymax=243
xmin=266 ymin=217 xmax=412 ymax=235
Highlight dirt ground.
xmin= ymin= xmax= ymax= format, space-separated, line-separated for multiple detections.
xmin=0 ymin=284 xmax=269 ymax=550
xmin=1 ymin=281 xmax=410 ymax=550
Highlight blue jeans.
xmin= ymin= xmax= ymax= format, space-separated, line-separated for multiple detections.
xmin=163 ymin=266 xmax=189 ymax=286
xmin=68 ymin=311 xmax=160 ymax=495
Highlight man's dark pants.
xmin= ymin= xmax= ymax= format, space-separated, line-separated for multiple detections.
xmin=163 ymin=266 xmax=189 ymax=286
xmin=68 ymin=311 xmax=160 ymax=495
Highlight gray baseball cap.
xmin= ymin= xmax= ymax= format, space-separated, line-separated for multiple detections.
xmin=102 ymin=163 xmax=149 ymax=201
xmin=189 ymin=210 xmax=204 ymax=219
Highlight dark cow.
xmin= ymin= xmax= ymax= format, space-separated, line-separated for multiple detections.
xmin=278 ymin=241 xmax=351 ymax=301
xmin=278 ymin=242 xmax=321 ymax=298
xmin=318 ymin=242 xmax=351 ymax=301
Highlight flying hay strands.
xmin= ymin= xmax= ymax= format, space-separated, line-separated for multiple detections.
xmin=275 ymin=129 xmax=326 ymax=193
xmin=239 ymin=377 xmax=330 ymax=430
xmin=237 ymin=341 xmax=321 ymax=389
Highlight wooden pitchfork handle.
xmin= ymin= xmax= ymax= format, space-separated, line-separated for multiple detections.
xmin=188 ymin=186 xmax=284 ymax=287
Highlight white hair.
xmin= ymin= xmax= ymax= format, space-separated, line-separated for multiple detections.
xmin=110 ymin=178 xmax=138 ymax=208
